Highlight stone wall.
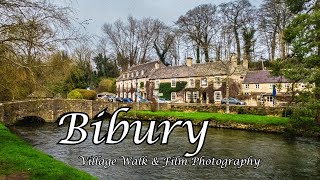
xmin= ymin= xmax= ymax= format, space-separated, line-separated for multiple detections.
xmin=0 ymin=100 xmax=286 ymax=125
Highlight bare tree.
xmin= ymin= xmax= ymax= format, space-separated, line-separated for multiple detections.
xmin=0 ymin=0 xmax=82 ymax=99
xmin=102 ymin=16 xmax=161 ymax=70
xmin=219 ymin=0 xmax=255 ymax=64
xmin=258 ymin=0 xmax=292 ymax=60
xmin=153 ymin=22 xmax=176 ymax=66
xmin=176 ymin=4 xmax=218 ymax=63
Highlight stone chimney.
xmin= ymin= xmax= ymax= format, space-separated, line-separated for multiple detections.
xmin=231 ymin=53 xmax=237 ymax=67
xmin=155 ymin=62 xmax=159 ymax=69
xmin=186 ymin=57 xmax=193 ymax=67
xmin=243 ymin=58 xmax=248 ymax=69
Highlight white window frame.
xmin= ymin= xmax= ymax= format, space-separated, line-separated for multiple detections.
xmin=214 ymin=91 xmax=222 ymax=102
xmin=192 ymin=91 xmax=199 ymax=100
xmin=189 ymin=78 xmax=195 ymax=88
xmin=171 ymin=78 xmax=176 ymax=87
xmin=155 ymin=79 xmax=160 ymax=89
xmin=201 ymin=77 xmax=207 ymax=87
xmin=255 ymin=84 xmax=260 ymax=89
xmin=186 ymin=91 xmax=191 ymax=101
xmin=141 ymin=70 xmax=144 ymax=76
xmin=214 ymin=77 xmax=222 ymax=88
xmin=131 ymin=72 xmax=134 ymax=78
xmin=245 ymin=84 xmax=249 ymax=89
xmin=171 ymin=92 xmax=176 ymax=101
xmin=128 ymin=92 xmax=131 ymax=98
xmin=132 ymin=80 xmax=136 ymax=88
xmin=266 ymin=96 xmax=273 ymax=102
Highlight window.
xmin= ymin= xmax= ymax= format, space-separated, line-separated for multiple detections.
xmin=124 ymin=92 xmax=127 ymax=98
xmin=266 ymin=96 xmax=273 ymax=102
xmin=141 ymin=70 xmax=144 ymax=75
xmin=201 ymin=78 xmax=207 ymax=87
xmin=132 ymin=80 xmax=136 ymax=88
xmin=214 ymin=91 xmax=222 ymax=102
xmin=245 ymin=84 xmax=249 ymax=89
xmin=155 ymin=79 xmax=160 ymax=89
xmin=120 ymin=93 xmax=123 ymax=98
xmin=171 ymin=79 xmax=176 ymax=87
xmin=128 ymin=92 xmax=131 ymax=98
xmin=214 ymin=77 xmax=222 ymax=88
xmin=153 ymin=90 xmax=159 ymax=96
xmin=192 ymin=91 xmax=199 ymax=100
xmin=186 ymin=91 xmax=191 ymax=101
xmin=255 ymin=84 xmax=260 ymax=89
xmin=269 ymin=84 xmax=275 ymax=89
xmin=189 ymin=78 xmax=195 ymax=87
xmin=132 ymin=94 xmax=135 ymax=101
xmin=136 ymin=71 xmax=139 ymax=76
xmin=131 ymin=72 xmax=134 ymax=78
xmin=284 ymin=83 xmax=290 ymax=89
xmin=301 ymin=83 xmax=305 ymax=88
xmin=244 ymin=92 xmax=250 ymax=95
xmin=171 ymin=92 xmax=176 ymax=101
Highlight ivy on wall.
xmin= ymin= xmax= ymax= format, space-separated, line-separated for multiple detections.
xmin=159 ymin=81 xmax=187 ymax=100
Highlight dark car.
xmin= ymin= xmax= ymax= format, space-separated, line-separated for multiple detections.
xmin=115 ymin=97 xmax=123 ymax=102
xmin=221 ymin=97 xmax=246 ymax=105
xmin=106 ymin=95 xmax=116 ymax=102
xmin=123 ymin=98 xmax=133 ymax=103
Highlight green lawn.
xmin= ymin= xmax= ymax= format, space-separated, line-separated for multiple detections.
xmin=0 ymin=123 xmax=97 ymax=180
xmin=127 ymin=110 xmax=290 ymax=126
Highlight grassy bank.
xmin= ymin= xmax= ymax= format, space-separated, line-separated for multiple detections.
xmin=0 ymin=123 xmax=97 ymax=180
xmin=126 ymin=110 xmax=290 ymax=126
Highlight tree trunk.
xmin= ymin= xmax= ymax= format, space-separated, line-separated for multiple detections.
xmin=226 ymin=76 xmax=230 ymax=114
xmin=271 ymin=29 xmax=277 ymax=61
xmin=279 ymin=30 xmax=286 ymax=59
xmin=196 ymin=46 xmax=200 ymax=63
xmin=204 ymin=46 xmax=209 ymax=62
xmin=234 ymin=28 xmax=241 ymax=64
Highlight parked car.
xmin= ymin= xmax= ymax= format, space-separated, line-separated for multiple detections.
xmin=221 ymin=97 xmax=246 ymax=105
xmin=123 ymin=98 xmax=133 ymax=103
xmin=157 ymin=98 xmax=171 ymax=103
xmin=115 ymin=97 xmax=123 ymax=102
xmin=106 ymin=95 xmax=116 ymax=102
xmin=139 ymin=99 xmax=150 ymax=103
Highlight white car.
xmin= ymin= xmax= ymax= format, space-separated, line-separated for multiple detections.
xmin=157 ymin=98 xmax=171 ymax=103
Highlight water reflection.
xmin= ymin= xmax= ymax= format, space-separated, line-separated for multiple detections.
xmin=11 ymin=121 xmax=320 ymax=180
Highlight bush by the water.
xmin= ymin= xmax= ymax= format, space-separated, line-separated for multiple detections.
xmin=67 ymin=89 xmax=97 ymax=100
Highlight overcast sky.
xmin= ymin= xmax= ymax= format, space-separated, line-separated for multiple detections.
xmin=60 ymin=0 xmax=262 ymax=40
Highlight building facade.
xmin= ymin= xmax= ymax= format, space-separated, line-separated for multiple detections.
xmin=116 ymin=56 xmax=248 ymax=104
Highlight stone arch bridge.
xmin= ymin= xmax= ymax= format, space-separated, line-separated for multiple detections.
xmin=0 ymin=99 xmax=126 ymax=125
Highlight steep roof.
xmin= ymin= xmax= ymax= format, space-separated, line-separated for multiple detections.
xmin=149 ymin=62 xmax=246 ymax=79
xmin=243 ymin=70 xmax=290 ymax=84
xmin=117 ymin=61 xmax=164 ymax=81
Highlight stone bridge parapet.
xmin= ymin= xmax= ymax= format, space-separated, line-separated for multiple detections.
xmin=0 ymin=99 xmax=123 ymax=125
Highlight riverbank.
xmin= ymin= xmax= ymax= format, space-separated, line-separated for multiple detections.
xmin=0 ymin=123 xmax=97 ymax=180
xmin=122 ymin=110 xmax=320 ymax=137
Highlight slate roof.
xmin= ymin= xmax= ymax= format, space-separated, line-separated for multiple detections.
xmin=149 ymin=62 xmax=246 ymax=79
xmin=117 ymin=61 xmax=164 ymax=81
xmin=243 ymin=70 xmax=290 ymax=84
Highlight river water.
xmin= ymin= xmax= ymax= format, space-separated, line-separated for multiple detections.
xmin=11 ymin=121 xmax=320 ymax=180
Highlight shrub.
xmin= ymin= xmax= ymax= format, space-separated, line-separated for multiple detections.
xmin=67 ymin=89 xmax=97 ymax=100
xmin=98 ymin=79 xmax=115 ymax=93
